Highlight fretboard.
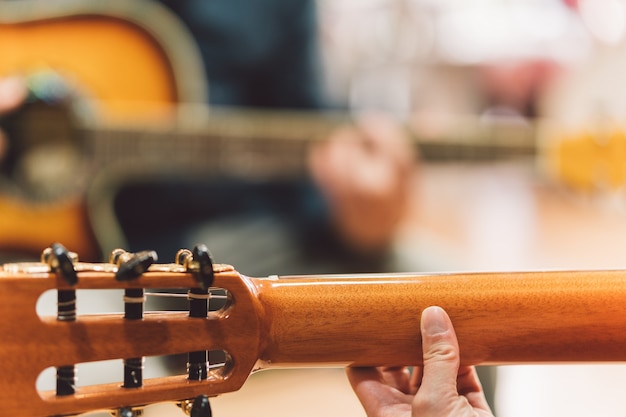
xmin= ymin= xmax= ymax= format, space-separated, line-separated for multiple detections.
xmin=80 ymin=107 xmax=538 ymax=183
xmin=81 ymin=107 xmax=348 ymax=181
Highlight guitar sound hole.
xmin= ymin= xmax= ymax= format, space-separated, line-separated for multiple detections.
xmin=0 ymin=72 xmax=88 ymax=201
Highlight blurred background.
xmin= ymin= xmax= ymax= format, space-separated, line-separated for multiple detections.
xmin=5 ymin=0 xmax=626 ymax=415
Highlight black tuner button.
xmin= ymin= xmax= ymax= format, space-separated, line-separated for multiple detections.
xmin=47 ymin=243 xmax=78 ymax=285
xmin=190 ymin=395 xmax=212 ymax=417
xmin=115 ymin=250 xmax=158 ymax=281
xmin=191 ymin=244 xmax=214 ymax=290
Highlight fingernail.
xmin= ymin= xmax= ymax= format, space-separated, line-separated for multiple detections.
xmin=421 ymin=306 xmax=449 ymax=336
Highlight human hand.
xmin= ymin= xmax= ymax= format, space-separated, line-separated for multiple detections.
xmin=308 ymin=113 xmax=416 ymax=254
xmin=347 ymin=306 xmax=494 ymax=417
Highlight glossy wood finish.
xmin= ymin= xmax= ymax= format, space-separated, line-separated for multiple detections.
xmin=3 ymin=262 xmax=626 ymax=415
xmin=0 ymin=265 xmax=262 ymax=416
xmin=255 ymin=271 xmax=626 ymax=367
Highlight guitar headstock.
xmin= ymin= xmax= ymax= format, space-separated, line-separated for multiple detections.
xmin=0 ymin=244 xmax=264 ymax=416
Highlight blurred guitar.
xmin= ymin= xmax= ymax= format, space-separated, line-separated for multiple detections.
xmin=0 ymin=0 xmax=537 ymax=261
xmin=2 ymin=245 xmax=626 ymax=416
xmin=0 ymin=0 xmax=209 ymax=259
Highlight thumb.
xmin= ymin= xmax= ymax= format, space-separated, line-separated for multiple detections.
xmin=417 ymin=306 xmax=461 ymax=399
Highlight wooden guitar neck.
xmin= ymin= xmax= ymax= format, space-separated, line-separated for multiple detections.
xmin=255 ymin=270 xmax=626 ymax=367
xmin=2 ymin=252 xmax=626 ymax=415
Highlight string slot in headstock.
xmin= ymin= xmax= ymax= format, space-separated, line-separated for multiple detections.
xmin=1 ymin=244 xmax=262 ymax=416
xmin=35 ymin=286 xmax=232 ymax=318
xmin=36 ymin=349 xmax=233 ymax=393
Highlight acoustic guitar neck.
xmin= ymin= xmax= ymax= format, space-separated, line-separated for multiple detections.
xmin=2 ymin=248 xmax=626 ymax=415
xmin=255 ymin=269 xmax=626 ymax=367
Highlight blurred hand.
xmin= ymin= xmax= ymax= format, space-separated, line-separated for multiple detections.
xmin=0 ymin=77 xmax=27 ymax=113
xmin=308 ymin=113 xmax=416 ymax=254
xmin=347 ymin=306 xmax=494 ymax=417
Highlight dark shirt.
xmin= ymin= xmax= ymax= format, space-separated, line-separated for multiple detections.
xmin=117 ymin=0 xmax=388 ymax=275
xmin=159 ymin=0 xmax=324 ymax=109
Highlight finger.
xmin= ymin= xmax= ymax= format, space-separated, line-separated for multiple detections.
xmin=310 ymin=127 xmax=396 ymax=209
xmin=457 ymin=366 xmax=493 ymax=412
xmin=355 ymin=113 xmax=416 ymax=170
xmin=346 ymin=366 xmax=380 ymax=390
xmin=418 ymin=306 xmax=461 ymax=399
xmin=456 ymin=366 xmax=482 ymax=397
xmin=346 ymin=367 xmax=413 ymax=416
xmin=377 ymin=366 xmax=413 ymax=394
xmin=307 ymin=126 xmax=355 ymax=196
xmin=409 ymin=364 xmax=423 ymax=394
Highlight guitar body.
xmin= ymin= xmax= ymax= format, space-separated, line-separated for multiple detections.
xmin=0 ymin=0 xmax=207 ymax=259
xmin=0 ymin=13 xmax=177 ymax=116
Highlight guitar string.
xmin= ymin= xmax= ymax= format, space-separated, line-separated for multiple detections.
xmin=144 ymin=292 xmax=227 ymax=299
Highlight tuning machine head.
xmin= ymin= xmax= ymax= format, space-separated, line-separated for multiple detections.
xmin=42 ymin=243 xmax=78 ymax=285
xmin=176 ymin=244 xmax=215 ymax=289
xmin=110 ymin=406 xmax=144 ymax=417
xmin=112 ymin=249 xmax=158 ymax=281
xmin=178 ymin=395 xmax=212 ymax=417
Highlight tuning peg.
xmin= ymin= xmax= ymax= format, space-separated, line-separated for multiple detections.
xmin=190 ymin=244 xmax=214 ymax=290
xmin=43 ymin=243 xmax=78 ymax=285
xmin=115 ymin=250 xmax=158 ymax=281
xmin=179 ymin=396 xmax=212 ymax=417
xmin=175 ymin=246 xmax=215 ymax=288
xmin=186 ymin=245 xmax=212 ymax=382
xmin=115 ymin=407 xmax=134 ymax=417
xmin=190 ymin=395 xmax=212 ymax=417
xmin=175 ymin=248 xmax=193 ymax=265
xmin=45 ymin=243 xmax=79 ymax=396
xmin=112 ymin=406 xmax=142 ymax=417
